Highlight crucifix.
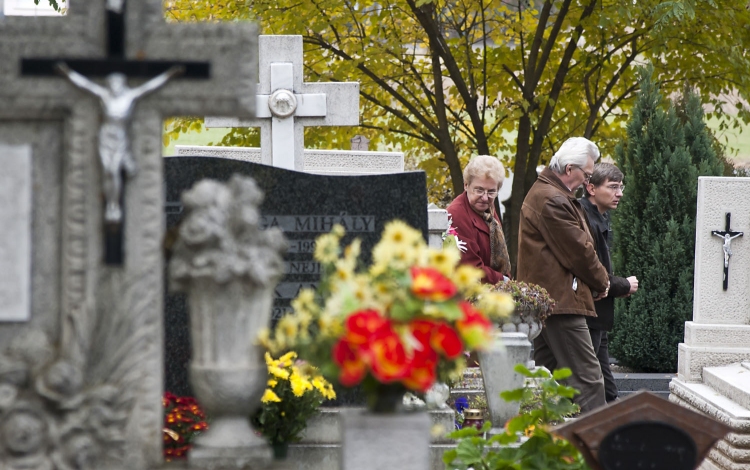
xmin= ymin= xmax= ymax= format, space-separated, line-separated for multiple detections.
xmin=711 ymin=212 xmax=743 ymax=290
xmin=21 ymin=1 xmax=210 ymax=265
xmin=1 ymin=1 xmax=257 ymax=466
xmin=205 ymin=35 xmax=359 ymax=170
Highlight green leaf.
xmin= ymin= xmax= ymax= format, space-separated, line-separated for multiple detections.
xmin=552 ymin=368 xmax=572 ymax=381
xmin=500 ymin=388 xmax=526 ymax=402
xmin=455 ymin=440 xmax=484 ymax=464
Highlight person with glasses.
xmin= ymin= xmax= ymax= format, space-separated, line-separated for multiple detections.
xmin=447 ymin=155 xmax=511 ymax=284
xmin=580 ymin=163 xmax=639 ymax=403
xmin=517 ymin=137 xmax=610 ymax=412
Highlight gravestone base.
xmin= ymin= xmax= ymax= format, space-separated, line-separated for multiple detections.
xmin=284 ymin=408 xmax=454 ymax=470
xmin=678 ymin=322 xmax=750 ymax=382
xmin=670 ymin=364 xmax=750 ymax=470
xmin=340 ymin=409 xmax=431 ymax=470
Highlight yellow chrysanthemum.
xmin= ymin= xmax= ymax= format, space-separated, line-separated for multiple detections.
xmin=352 ymin=274 xmax=374 ymax=305
xmin=312 ymin=376 xmax=337 ymax=400
xmin=314 ymin=232 xmax=341 ymax=264
xmin=268 ymin=365 xmax=290 ymax=380
xmin=331 ymin=224 xmax=346 ymax=238
xmin=452 ymin=264 xmax=485 ymax=292
xmin=476 ymin=291 xmax=516 ymax=321
xmin=278 ymin=351 xmax=297 ymax=367
xmin=381 ymin=220 xmax=423 ymax=248
xmin=343 ymin=238 xmax=361 ymax=262
xmin=261 ymin=389 xmax=282 ymax=403
xmin=267 ymin=379 xmax=278 ymax=388
xmin=318 ymin=313 xmax=343 ymax=337
xmin=291 ymin=288 xmax=319 ymax=316
xmin=275 ymin=315 xmax=299 ymax=346
xmin=264 ymin=352 xmax=279 ymax=368
xmin=290 ymin=368 xmax=313 ymax=397
xmin=428 ymin=247 xmax=461 ymax=276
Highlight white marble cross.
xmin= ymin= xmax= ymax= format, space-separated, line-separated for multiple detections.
xmin=205 ymin=35 xmax=359 ymax=170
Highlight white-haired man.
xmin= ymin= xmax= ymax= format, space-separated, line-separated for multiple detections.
xmin=517 ymin=137 xmax=610 ymax=412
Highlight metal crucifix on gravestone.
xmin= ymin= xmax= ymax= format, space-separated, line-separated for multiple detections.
xmin=711 ymin=212 xmax=743 ymax=290
xmin=21 ymin=0 xmax=211 ymax=265
xmin=205 ymin=35 xmax=360 ymax=170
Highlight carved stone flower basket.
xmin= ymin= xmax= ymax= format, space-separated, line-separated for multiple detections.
xmin=169 ymin=176 xmax=286 ymax=468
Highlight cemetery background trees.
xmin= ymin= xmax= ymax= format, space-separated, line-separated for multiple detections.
xmin=610 ymin=67 xmax=723 ymax=372
xmin=164 ymin=0 xmax=750 ymax=268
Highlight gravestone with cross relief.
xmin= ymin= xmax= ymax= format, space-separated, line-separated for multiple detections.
xmin=670 ymin=177 xmax=750 ymax=470
xmin=0 ymin=1 xmax=257 ymax=468
xmin=205 ymin=34 xmax=360 ymax=170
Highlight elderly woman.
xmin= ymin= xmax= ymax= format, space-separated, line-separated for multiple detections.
xmin=447 ymin=155 xmax=511 ymax=284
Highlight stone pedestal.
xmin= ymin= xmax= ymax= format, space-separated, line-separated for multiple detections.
xmin=477 ymin=332 xmax=532 ymax=432
xmin=670 ymin=363 xmax=750 ymax=470
xmin=340 ymin=409 xmax=431 ymax=470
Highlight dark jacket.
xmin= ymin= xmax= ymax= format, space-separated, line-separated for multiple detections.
xmin=517 ymin=168 xmax=609 ymax=316
xmin=579 ymin=197 xmax=631 ymax=330
xmin=447 ymin=191 xmax=508 ymax=284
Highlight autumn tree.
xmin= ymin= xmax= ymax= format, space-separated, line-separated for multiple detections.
xmin=163 ymin=0 xmax=750 ymax=267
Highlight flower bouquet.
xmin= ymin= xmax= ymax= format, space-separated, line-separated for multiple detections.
xmin=252 ymin=351 xmax=336 ymax=459
xmin=162 ymin=392 xmax=208 ymax=461
xmin=261 ymin=220 xmax=514 ymax=412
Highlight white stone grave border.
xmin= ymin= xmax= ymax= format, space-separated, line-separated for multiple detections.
xmin=174 ymin=144 xmax=404 ymax=176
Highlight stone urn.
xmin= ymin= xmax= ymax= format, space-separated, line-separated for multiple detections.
xmin=478 ymin=281 xmax=554 ymax=432
xmin=169 ymin=176 xmax=286 ymax=468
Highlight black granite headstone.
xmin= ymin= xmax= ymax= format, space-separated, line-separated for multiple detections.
xmin=598 ymin=421 xmax=697 ymax=470
xmin=163 ymin=156 xmax=428 ymax=401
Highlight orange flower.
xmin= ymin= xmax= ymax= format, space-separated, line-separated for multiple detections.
xmin=332 ymin=339 xmax=367 ymax=386
xmin=410 ymin=267 xmax=458 ymax=301
xmin=431 ymin=323 xmax=463 ymax=359
xmin=455 ymin=301 xmax=492 ymax=350
xmin=409 ymin=319 xmax=463 ymax=360
xmin=345 ymin=310 xmax=389 ymax=346
xmin=403 ymin=340 xmax=438 ymax=392
xmin=367 ymin=328 xmax=410 ymax=383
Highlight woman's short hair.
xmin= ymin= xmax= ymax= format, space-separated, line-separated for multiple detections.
xmin=463 ymin=155 xmax=505 ymax=189
xmin=584 ymin=163 xmax=624 ymax=197
xmin=548 ymin=137 xmax=600 ymax=174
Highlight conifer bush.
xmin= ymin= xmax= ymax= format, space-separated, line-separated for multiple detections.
xmin=610 ymin=67 xmax=723 ymax=372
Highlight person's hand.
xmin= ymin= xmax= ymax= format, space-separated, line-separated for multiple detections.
xmin=627 ymin=276 xmax=639 ymax=295
xmin=593 ymin=281 xmax=610 ymax=301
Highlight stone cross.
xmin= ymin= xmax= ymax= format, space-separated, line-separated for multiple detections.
xmin=205 ymin=35 xmax=360 ymax=170
xmin=21 ymin=1 xmax=213 ymax=265
xmin=0 ymin=1 xmax=256 ymax=467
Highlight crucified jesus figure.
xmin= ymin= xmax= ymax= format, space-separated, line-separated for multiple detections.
xmin=713 ymin=231 xmax=743 ymax=268
xmin=56 ymin=63 xmax=184 ymax=224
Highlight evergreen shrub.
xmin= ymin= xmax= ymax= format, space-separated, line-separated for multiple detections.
xmin=610 ymin=67 xmax=723 ymax=372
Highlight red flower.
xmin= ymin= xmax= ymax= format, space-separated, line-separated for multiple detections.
xmin=455 ymin=301 xmax=493 ymax=350
xmin=367 ymin=328 xmax=411 ymax=383
xmin=332 ymin=339 xmax=367 ymax=386
xmin=431 ymin=323 xmax=463 ymax=359
xmin=403 ymin=337 xmax=438 ymax=392
xmin=345 ymin=310 xmax=389 ymax=346
xmin=410 ymin=267 xmax=458 ymax=301
xmin=409 ymin=319 xmax=463 ymax=360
